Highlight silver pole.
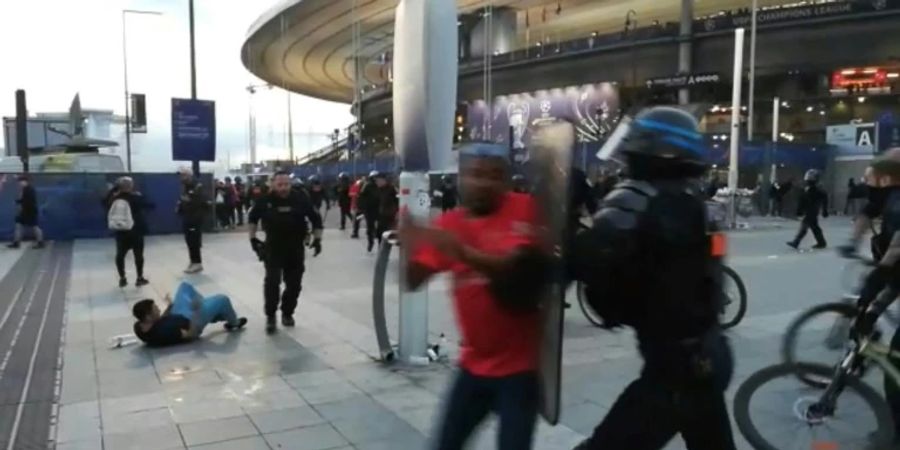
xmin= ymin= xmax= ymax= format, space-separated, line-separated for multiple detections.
xmin=122 ymin=11 xmax=131 ymax=173
xmin=771 ymin=97 xmax=779 ymax=182
xmin=747 ymin=0 xmax=758 ymax=140
xmin=287 ymin=92 xmax=294 ymax=163
xmin=728 ymin=28 xmax=746 ymax=229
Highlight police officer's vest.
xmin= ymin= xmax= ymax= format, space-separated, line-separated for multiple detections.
xmin=587 ymin=180 xmax=721 ymax=338
xmin=261 ymin=193 xmax=309 ymax=243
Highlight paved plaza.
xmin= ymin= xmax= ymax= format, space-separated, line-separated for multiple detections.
xmin=0 ymin=217 xmax=867 ymax=449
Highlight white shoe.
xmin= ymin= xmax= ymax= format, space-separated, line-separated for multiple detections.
xmin=184 ymin=263 xmax=203 ymax=274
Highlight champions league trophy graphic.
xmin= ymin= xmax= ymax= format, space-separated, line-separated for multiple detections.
xmin=507 ymin=101 xmax=531 ymax=162
xmin=573 ymin=89 xmax=617 ymax=143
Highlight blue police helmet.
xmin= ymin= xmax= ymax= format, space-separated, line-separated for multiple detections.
xmin=622 ymin=106 xmax=707 ymax=167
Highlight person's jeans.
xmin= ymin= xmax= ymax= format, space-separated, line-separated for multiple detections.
xmin=169 ymin=282 xmax=238 ymax=333
xmin=433 ymin=368 xmax=539 ymax=450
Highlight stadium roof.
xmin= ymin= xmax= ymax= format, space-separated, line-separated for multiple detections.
xmin=241 ymin=0 xmax=792 ymax=103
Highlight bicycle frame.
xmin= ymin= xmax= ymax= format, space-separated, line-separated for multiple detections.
xmin=810 ymin=338 xmax=900 ymax=418
xmin=861 ymin=339 xmax=900 ymax=384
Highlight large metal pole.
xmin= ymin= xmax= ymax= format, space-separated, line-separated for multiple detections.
xmin=771 ymin=97 xmax=780 ymax=182
xmin=728 ymin=28 xmax=745 ymax=229
xmin=393 ymin=0 xmax=457 ymax=363
xmin=287 ymin=92 xmax=294 ymax=163
xmin=677 ymin=0 xmax=693 ymax=105
xmin=747 ymin=0 xmax=758 ymax=140
xmin=122 ymin=11 xmax=132 ymax=172
xmin=189 ymin=0 xmax=200 ymax=178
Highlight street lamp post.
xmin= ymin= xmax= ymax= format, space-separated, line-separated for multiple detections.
xmin=625 ymin=10 xmax=638 ymax=91
xmin=188 ymin=0 xmax=200 ymax=178
xmin=122 ymin=9 xmax=162 ymax=172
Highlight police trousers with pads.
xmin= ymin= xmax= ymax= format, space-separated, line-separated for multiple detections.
xmin=263 ymin=247 xmax=305 ymax=318
xmin=577 ymin=332 xmax=736 ymax=450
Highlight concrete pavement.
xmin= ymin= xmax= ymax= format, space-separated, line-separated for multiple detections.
xmin=24 ymin=217 xmax=867 ymax=449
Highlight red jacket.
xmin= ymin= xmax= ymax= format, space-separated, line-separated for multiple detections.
xmin=349 ymin=180 xmax=362 ymax=211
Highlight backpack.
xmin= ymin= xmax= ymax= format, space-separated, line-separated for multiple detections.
xmin=108 ymin=198 xmax=134 ymax=231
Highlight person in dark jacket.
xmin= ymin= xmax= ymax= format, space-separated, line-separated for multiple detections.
xmin=109 ymin=177 xmax=154 ymax=287
xmin=177 ymin=169 xmax=210 ymax=273
xmin=307 ymin=175 xmax=330 ymax=220
xmin=8 ymin=175 xmax=44 ymax=249
xmin=357 ymin=171 xmax=381 ymax=252
xmin=375 ymin=174 xmax=399 ymax=250
xmin=334 ymin=172 xmax=353 ymax=230
xmin=788 ymin=169 xmax=829 ymax=250
xmin=234 ymin=176 xmax=247 ymax=226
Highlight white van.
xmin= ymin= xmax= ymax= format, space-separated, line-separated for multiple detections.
xmin=0 ymin=153 xmax=125 ymax=173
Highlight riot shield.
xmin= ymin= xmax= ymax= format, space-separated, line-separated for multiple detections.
xmin=525 ymin=120 xmax=574 ymax=425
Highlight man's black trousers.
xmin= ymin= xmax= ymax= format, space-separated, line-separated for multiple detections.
xmin=578 ymin=376 xmax=736 ymax=450
xmin=183 ymin=225 xmax=202 ymax=264
xmin=115 ymin=231 xmax=145 ymax=278
xmin=263 ymin=250 xmax=305 ymax=318
xmin=792 ymin=216 xmax=827 ymax=247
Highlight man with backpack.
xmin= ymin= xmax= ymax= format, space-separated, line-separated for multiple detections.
xmin=108 ymin=177 xmax=153 ymax=288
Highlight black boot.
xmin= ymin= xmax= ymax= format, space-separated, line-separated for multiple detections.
xmin=266 ymin=316 xmax=277 ymax=334
xmin=281 ymin=315 xmax=295 ymax=327
xmin=119 ymin=277 xmax=128 ymax=288
xmin=135 ymin=277 xmax=149 ymax=287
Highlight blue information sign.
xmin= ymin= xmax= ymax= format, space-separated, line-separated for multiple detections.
xmin=171 ymin=98 xmax=216 ymax=162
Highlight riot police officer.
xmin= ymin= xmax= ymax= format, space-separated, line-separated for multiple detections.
xmin=438 ymin=175 xmax=458 ymax=212
xmin=511 ymin=174 xmax=529 ymax=194
xmin=787 ymin=169 xmax=829 ymax=250
xmin=307 ymin=175 xmax=330 ymax=220
xmin=249 ymin=171 xmax=324 ymax=333
xmin=571 ymin=107 xmax=736 ymax=450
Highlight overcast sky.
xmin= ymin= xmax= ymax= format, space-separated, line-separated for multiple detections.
xmin=0 ymin=0 xmax=354 ymax=172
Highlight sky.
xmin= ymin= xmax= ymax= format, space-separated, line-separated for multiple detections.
xmin=0 ymin=0 xmax=354 ymax=173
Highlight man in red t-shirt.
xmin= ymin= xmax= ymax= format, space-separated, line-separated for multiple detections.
xmin=401 ymin=145 xmax=551 ymax=450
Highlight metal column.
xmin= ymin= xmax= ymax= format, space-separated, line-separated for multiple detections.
xmin=677 ymin=0 xmax=693 ymax=105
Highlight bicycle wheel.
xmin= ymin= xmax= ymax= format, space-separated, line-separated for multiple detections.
xmin=719 ymin=265 xmax=748 ymax=329
xmin=576 ymin=281 xmax=604 ymax=328
xmin=734 ymin=362 xmax=893 ymax=450
xmin=781 ymin=302 xmax=862 ymax=388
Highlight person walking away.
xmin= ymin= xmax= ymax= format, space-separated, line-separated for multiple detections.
xmin=214 ymin=180 xmax=229 ymax=230
xmin=837 ymin=149 xmax=900 ymax=447
xmin=570 ymin=106 xmax=736 ymax=450
xmin=358 ymin=171 xmax=381 ymax=251
xmin=8 ymin=175 xmax=44 ymax=249
xmin=177 ymin=168 xmax=209 ymax=273
xmin=787 ymin=169 xmax=828 ymax=250
xmin=375 ymin=174 xmax=399 ymax=246
xmin=400 ymin=144 xmax=552 ymax=450
xmin=439 ymin=175 xmax=458 ymax=213
xmin=224 ymin=177 xmax=238 ymax=228
xmin=334 ymin=172 xmax=353 ymax=230
xmin=248 ymin=171 xmax=323 ymax=333
xmin=349 ymin=176 xmax=362 ymax=237
xmin=249 ymin=179 xmax=268 ymax=209
xmin=307 ymin=175 xmax=330 ymax=223
xmin=233 ymin=176 xmax=246 ymax=226
xmin=108 ymin=177 xmax=153 ymax=287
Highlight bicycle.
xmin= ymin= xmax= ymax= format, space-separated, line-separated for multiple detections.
xmin=575 ymin=263 xmax=747 ymax=329
xmin=734 ymin=334 xmax=895 ymax=449
xmin=782 ymin=257 xmax=900 ymax=388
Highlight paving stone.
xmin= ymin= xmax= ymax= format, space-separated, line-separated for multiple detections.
xmin=190 ymin=436 xmax=271 ymax=450
xmin=249 ymin=405 xmax=325 ymax=434
xmin=103 ymin=423 xmax=185 ymax=450
xmin=331 ymin=412 xmax=420 ymax=444
xmin=294 ymin=380 xmax=363 ymax=405
xmin=178 ymin=415 xmax=259 ymax=446
xmin=169 ymin=398 xmax=245 ymax=424
xmin=263 ymin=423 xmax=348 ymax=450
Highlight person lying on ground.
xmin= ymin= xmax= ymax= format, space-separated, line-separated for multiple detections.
xmin=132 ymin=282 xmax=247 ymax=347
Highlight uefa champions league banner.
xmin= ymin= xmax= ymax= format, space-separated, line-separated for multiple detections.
xmin=466 ymin=83 xmax=620 ymax=162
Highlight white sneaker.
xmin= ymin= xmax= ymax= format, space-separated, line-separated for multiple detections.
xmin=184 ymin=263 xmax=203 ymax=274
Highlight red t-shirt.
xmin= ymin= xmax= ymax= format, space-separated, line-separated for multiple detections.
xmin=411 ymin=192 xmax=541 ymax=377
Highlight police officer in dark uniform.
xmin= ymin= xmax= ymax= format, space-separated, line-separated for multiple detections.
xmin=249 ymin=171 xmax=324 ymax=333
xmin=374 ymin=173 xmax=399 ymax=249
xmin=787 ymin=169 xmax=829 ymax=250
xmin=357 ymin=171 xmax=382 ymax=252
xmin=571 ymin=107 xmax=736 ymax=450
xmin=335 ymin=172 xmax=353 ymax=230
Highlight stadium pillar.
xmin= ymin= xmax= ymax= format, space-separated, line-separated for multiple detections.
xmin=678 ymin=0 xmax=693 ymax=105
xmin=392 ymin=0 xmax=458 ymax=363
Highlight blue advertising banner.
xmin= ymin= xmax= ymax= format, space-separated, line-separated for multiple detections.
xmin=171 ymin=98 xmax=216 ymax=162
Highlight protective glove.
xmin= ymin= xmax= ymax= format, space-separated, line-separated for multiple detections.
xmin=311 ymin=238 xmax=322 ymax=257
xmin=250 ymin=238 xmax=266 ymax=261
xmin=851 ymin=308 xmax=878 ymax=340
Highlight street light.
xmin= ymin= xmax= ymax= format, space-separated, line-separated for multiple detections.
xmin=246 ymin=83 xmax=273 ymax=165
xmin=122 ymin=8 xmax=162 ymax=172
xmin=624 ymin=10 xmax=638 ymax=103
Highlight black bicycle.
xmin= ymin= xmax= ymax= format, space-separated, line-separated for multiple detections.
xmin=575 ymin=264 xmax=747 ymax=329
xmin=781 ymin=257 xmax=899 ymax=388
